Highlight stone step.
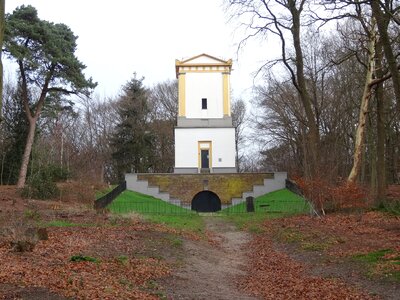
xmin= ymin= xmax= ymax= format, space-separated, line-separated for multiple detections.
xmin=231 ymin=173 xmax=287 ymax=205
xmin=125 ymin=174 xmax=184 ymax=204
xmin=155 ymin=192 xmax=171 ymax=201
xmin=231 ymin=198 xmax=244 ymax=205
xmin=168 ymin=198 xmax=181 ymax=206
xmin=128 ymin=180 xmax=149 ymax=194
xmin=253 ymin=185 xmax=267 ymax=197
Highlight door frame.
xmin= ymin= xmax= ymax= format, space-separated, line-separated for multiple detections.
xmin=198 ymin=141 xmax=212 ymax=169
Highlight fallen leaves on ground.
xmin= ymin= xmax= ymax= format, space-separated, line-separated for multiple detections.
xmin=238 ymin=211 xmax=400 ymax=299
xmin=0 ymin=223 xmax=175 ymax=299
xmin=239 ymin=235 xmax=376 ymax=300
xmin=266 ymin=211 xmax=400 ymax=257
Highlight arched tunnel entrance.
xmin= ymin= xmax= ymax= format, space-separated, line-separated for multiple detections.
xmin=191 ymin=191 xmax=221 ymax=212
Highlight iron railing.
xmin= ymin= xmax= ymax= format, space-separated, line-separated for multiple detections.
xmin=94 ymin=181 xmax=126 ymax=209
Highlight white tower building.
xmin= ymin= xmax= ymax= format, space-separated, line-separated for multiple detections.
xmin=174 ymin=54 xmax=237 ymax=173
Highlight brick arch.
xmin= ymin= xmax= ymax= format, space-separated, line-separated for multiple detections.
xmin=191 ymin=191 xmax=221 ymax=212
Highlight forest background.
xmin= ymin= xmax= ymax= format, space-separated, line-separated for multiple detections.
xmin=0 ymin=1 xmax=399 ymax=209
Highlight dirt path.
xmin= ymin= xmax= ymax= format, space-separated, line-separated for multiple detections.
xmin=163 ymin=216 xmax=259 ymax=300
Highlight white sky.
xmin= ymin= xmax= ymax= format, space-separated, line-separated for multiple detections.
xmin=6 ymin=0 xmax=274 ymax=101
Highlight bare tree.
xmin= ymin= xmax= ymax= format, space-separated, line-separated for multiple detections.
xmin=232 ymin=98 xmax=247 ymax=171
xmin=348 ymin=15 xmax=377 ymax=182
xmin=149 ymin=80 xmax=178 ymax=122
xmin=370 ymin=0 xmax=400 ymax=111
xmin=71 ymin=96 xmax=118 ymax=182
xmin=227 ymin=0 xmax=320 ymax=176
xmin=147 ymin=80 xmax=178 ymax=173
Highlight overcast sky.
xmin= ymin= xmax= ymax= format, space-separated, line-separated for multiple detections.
xmin=6 ymin=0 xmax=272 ymax=100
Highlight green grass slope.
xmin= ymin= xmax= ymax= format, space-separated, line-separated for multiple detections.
xmin=107 ymin=188 xmax=309 ymax=232
xmin=108 ymin=190 xmax=194 ymax=215
xmin=107 ymin=190 xmax=203 ymax=231
xmin=222 ymin=188 xmax=310 ymax=214
xmin=221 ymin=189 xmax=310 ymax=232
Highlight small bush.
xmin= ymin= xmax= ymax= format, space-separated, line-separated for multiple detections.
xmin=47 ymin=164 xmax=70 ymax=181
xmin=24 ymin=209 xmax=41 ymax=221
xmin=58 ymin=180 xmax=97 ymax=204
xmin=3 ymin=218 xmax=47 ymax=252
xmin=117 ymin=255 xmax=129 ymax=265
xmin=44 ymin=220 xmax=80 ymax=227
xmin=21 ymin=169 xmax=60 ymax=199
xmin=70 ymin=255 xmax=99 ymax=263
xmin=380 ymin=199 xmax=400 ymax=215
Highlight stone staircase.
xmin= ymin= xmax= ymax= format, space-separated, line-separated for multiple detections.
xmin=125 ymin=172 xmax=287 ymax=208
xmin=125 ymin=174 xmax=182 ymax=206
xmin=230 ymin=172 xmax=287 ymax=205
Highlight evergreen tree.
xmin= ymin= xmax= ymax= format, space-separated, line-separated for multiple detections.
xmin=111 ymin=75 xmax=154 ymax=180
xmin=0 ymin=81 xmax=29 ymax=184
xmin=4 ymin=5 xmax=96 ymax=187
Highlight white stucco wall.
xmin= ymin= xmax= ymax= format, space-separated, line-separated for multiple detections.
xmin=185 ymin=72 xmax=223 ymax=119
xmin=175 ymin=127 xmax=236 ymax=169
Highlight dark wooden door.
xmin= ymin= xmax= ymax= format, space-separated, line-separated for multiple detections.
xmin=201 ymin=149 xmax=209 ymax=169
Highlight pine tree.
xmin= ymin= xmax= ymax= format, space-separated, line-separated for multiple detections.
xmin=4 ymin=5 xmax=96 ymax=187
xmin=111 ymin=75 xmax=154 ymax=180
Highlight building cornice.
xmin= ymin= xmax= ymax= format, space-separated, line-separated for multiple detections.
xmin=175 ymin=53 xmax=232 ymax=78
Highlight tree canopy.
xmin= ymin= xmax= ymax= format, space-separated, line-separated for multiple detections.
xmin=4 ymin=5 xmax=96 ymax=187
xmin=4 ymin=5 xmax=96 ymax=98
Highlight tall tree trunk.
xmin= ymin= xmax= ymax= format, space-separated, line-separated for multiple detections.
xmin=348 ymin=23 xmax=376 ymax=183
xmin=16 ymin=61 xmax=53 ymax=188
xmin=288 ymin=0 xmax=320 ymax=177
xmin=370 ymin=0 xmax=400 ymax=111
xmin=395 ymin=129 xmax=400 ymax=183
xmin=17 ymin=117 xmax=37 ymax=188
xmin=389 ymin=123 xmax=400 ymax=183
xmin=0 ymin=0 xmax=5 ymax=122
xmin=368 ymin=117 xmax=377 ymax=192
xmin=375 ymin=40 xmax=387 ymax=203
xmin=1 ymin=150 xmax=5 ymax=185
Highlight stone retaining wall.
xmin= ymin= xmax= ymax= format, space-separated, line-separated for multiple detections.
xmin=137 ymin=173 xmax=274 ymax=205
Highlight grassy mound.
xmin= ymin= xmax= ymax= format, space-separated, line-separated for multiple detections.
xmin=107 ymin=190 xmax=202 ymax=231
xmin=108 ymin=190 xmax=194 ymax=215
xmin=106 ymin=189 xmax=309 ymax=232
xmin=222 ymin=188 xmax=310 ymax=214
xmin=221 ymin=189 xmax=310 ymax=232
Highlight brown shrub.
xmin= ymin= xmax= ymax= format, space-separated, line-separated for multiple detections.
xmin=294 ymin=177 xmax=369 ymax=215
xmin=0 ymin=214 xmax=48 ymax=252
xmin=58 ymin=180 xmax=104 ymax=204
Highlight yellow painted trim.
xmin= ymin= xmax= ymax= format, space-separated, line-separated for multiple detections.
xmin=179 ymin=69 xmax=230 ymax=74
xmin=180 ymin=53 xmax=231 ymax=65
xmin=178 ymin=73 xmax=186 ymax=117
xmin=198 ymin=141 xmax=212 ymax=169
xmin=223 ymin=73 xmax=230 ymax=116
xmin=175 ymin=54 xmax=232 ymax=77
xmin=177 ymin=63 xmax=232 ymax=67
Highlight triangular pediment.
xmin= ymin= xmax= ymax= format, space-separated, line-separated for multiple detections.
xmin=175 ymin=53 xmax=232 ymax=77
xmin=179 ymin=53 xmax=230 ymax=65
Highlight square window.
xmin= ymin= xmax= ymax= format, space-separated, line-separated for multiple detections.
xmin=202 ymin=98 xmax=207 ymax=109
